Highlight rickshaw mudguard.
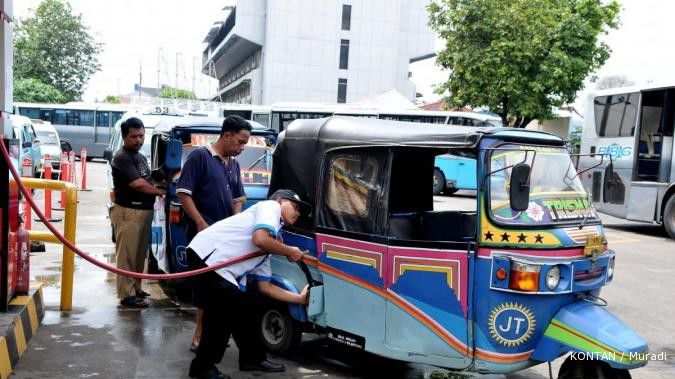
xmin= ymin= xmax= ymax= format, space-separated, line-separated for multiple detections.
xmin=531 ymin=300 xmax=648 ymax=369
xmin=270 ymin=274 xmax=308 ymax=322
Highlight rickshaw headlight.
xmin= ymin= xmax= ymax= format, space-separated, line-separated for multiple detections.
xmin=545 ymin=266 xmax=561 ymax=290
xmin=607 ymin=257 xmax=615 ymax=279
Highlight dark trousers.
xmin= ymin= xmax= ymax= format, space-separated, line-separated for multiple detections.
xmin=188 ymin=248 xmax=267 ymax=374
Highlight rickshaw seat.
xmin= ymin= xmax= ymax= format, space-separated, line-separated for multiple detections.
xmin=388 ymin=212 xmax=420 ymax=240
xmin=420 ymin=211 xmax=476 ymax=242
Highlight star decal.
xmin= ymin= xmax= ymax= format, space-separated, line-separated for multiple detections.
xmin=517 ymin=233 xmax=527 ymax=243
xmin=500 ymin=232 xmax=510 ymax=242
xmin=534 ymin=234 xmax=544 ymax=243
xmin=484 ymin=231 xmax=494 ymax=241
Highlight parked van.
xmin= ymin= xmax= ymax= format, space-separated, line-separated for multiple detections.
xmin=8 ymin=114 xmax=40 ymax=178
xmin=31 ymin=119 xmax=62 ymax=178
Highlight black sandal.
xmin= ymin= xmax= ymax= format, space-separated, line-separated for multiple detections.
xmin=136 ymin=290 xmax=151 ymax=298
xmin=120 ymin=296 xmax=148 ymax=308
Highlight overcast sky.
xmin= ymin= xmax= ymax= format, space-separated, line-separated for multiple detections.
xmin=14 ymin=0 xmax=674 ymax=112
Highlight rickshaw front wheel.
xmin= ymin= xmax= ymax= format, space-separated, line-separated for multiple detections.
xmin=260 ymin=303 xmax=301 ymax=355
xmin=558 ymin=356 xmax=631 ymax=379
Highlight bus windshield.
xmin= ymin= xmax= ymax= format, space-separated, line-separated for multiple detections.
xmin=489 ymin=144 xmax=597 ymax=226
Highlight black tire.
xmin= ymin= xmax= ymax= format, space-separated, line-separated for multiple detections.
xmin=445 ymin=186 xmax=459 ymax=195
xmin=260 ymin=303 xmax=301 ymax=355
xmin=61 ymin=141 xmax=72 ymax=153
xmin=433 ymin=168 xmax=445 ymax=195
xmin=558 ymin=356 xmax=631 ymax=379
xmin=663 ymin=195 xmax=675 ymax=239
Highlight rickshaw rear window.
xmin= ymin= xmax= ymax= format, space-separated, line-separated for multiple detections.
xmin=327 ymin=155 xmax=379 ymax=217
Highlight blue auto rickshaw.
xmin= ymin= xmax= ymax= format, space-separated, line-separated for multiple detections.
xmin=256 ymin=116 xmax=647 ymax=378
xmin=149 ymin=117 xmax=276 ymax=274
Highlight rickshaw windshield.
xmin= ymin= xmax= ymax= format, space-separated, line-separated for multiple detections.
xmin=488 ymin=144 xmax=597 ymax=226
xmin=178 ymin=133 xmax=272 ymax=186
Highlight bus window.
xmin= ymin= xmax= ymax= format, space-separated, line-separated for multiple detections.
xmin=96 ymin=111 xmax=110 ymax=127
xmin=19 ymin=107 xmax=40 ymax=119
xmin=223 ymin=110 xmax=252 ymax=119
xmin=111 ymin=112 xmax=124 ymax=126
xmin=252 ymin=113 xmax=270 ymax=128
xmin=593 ymin=92 xmax=638 ymax=137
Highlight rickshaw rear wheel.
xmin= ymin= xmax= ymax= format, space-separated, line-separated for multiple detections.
xmin=663 ymin=195 xmax=675 ymax=239
xmin=260 ymin=303 xmax=301 ymax=355
xmin=558 ymin=357 xmax=631 ymax=379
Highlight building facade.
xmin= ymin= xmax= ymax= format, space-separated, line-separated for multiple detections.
xmin=202 ymin=0 xmax=435 ymax=104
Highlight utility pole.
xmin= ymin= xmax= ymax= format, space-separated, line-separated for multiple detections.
xmin=157 ymin=47 xmax=161 ymax=90
xmin=138 ymin=60 xmax=143 ymax=100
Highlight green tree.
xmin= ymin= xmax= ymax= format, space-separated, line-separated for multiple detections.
xmin=13 ymin=78 xmax=67 ymax=103
xmin=158 ymin=86 xmax=197 ymax=100
xmin=14 ymin=0 xmax=102 ymax=101
xmin=428 ymin=0 xmax=620 ymax=128
xmin=104 ymin=95 xmax=121 ymax=103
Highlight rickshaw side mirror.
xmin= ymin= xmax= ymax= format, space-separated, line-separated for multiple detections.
xmin=510 ymin=163 xmax=531 ymax=211
xmin=165 ymin=139 xmax=183 ymax=170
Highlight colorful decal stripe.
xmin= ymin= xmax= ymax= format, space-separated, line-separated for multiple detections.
xmin=392 ymin=256 xmax=461 ymax=300
xmin=475 ymin=348 xmax=533 ymax=363
xmin=479 ymin=207 xmax=562 ymax=248
xmin=563 ymin=226 xmax=603 ymax=244
xmin=319 ymin=263 xmax=531 ymax=364
xmin=477 ymin=247 xmax=585 ymax=259
xmin=545 ymin=320 xmax=648 ymax=365
xmin=322 ymin=243 xmax=382 ymax=276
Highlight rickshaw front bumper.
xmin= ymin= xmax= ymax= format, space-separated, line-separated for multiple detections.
xmin=531 ymin=300 xmax=648 ymax=370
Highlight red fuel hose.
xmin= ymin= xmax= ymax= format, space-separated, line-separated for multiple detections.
xmin=1 ymin=140 xmax=265 ymax=279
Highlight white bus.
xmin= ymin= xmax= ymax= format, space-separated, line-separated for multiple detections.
xmin=578 ymin=84 xmax=675 ymax=238
xmin=14 ymin=102 xmax=132 ymax=159
xmin=220 ymin=102 xmax=503 ymax=132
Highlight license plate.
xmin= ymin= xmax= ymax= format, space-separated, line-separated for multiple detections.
xmin=584 ymin=235 xmax=604 ymax=257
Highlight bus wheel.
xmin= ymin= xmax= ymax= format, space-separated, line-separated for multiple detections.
xmin=663 ymin=196 xmax=675 ymax=239
xmin=433 ymin=168 xmax=445 ymax=195
xmin=260 ymin=303 xmax=301 ymax=355
xmin=61 ymin=141 xmax=72 ymax=153
xmin=558 ymin=357 xmax=631 ymax=379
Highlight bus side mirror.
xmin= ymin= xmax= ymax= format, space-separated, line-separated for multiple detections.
xmin=510 ymin=163 xmax=531 ymax=211
xmin=103 ymin=148 xmax=113 ymax=162
xmin=165 ymin=139 xmax=183 ymax=170
xmin=604 ymin=162 xmax=614 ymax=184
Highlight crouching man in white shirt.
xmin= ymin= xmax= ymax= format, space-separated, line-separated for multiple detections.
xmin=187 ymin=189 xmax=311 ymax=379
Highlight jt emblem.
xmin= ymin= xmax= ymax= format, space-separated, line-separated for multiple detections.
xmin=488 ymin=303 xmax=536 ymax=347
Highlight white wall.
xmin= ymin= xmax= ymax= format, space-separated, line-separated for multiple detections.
xmin=257 ymin=0 xmax=434 ymax=104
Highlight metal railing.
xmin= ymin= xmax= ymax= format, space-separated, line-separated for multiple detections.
xmin=20 ymin=178 xmax=78 ymax=311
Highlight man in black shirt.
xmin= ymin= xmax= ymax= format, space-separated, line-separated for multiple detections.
xmin=111 ymin=117 xmax=166 ymax=307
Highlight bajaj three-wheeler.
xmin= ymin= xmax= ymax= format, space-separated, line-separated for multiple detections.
xmin=257 ymin=116 xmax=647 ymax=378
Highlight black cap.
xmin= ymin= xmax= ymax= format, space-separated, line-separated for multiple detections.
xmin=269 ymin=189 xmax=312 ymax=215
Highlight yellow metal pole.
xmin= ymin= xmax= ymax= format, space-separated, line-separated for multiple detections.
xmin=60 ymin=185 xmax=78 ymax=311
xmin=20 ymin=178 xmax=78 ymax=311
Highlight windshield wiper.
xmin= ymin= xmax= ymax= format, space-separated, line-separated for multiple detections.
xmin=578 ymin=193 xmax=594 ymax=230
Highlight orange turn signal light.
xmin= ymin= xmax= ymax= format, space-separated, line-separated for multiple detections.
xmin=508 ymin=261 xmax=540 ymax=292
xmin=496 ymin=268 xmax=507 ymax=280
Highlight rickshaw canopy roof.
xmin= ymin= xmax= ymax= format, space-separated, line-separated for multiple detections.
xmin=269 ymin=116 xmax=564 ymax=213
